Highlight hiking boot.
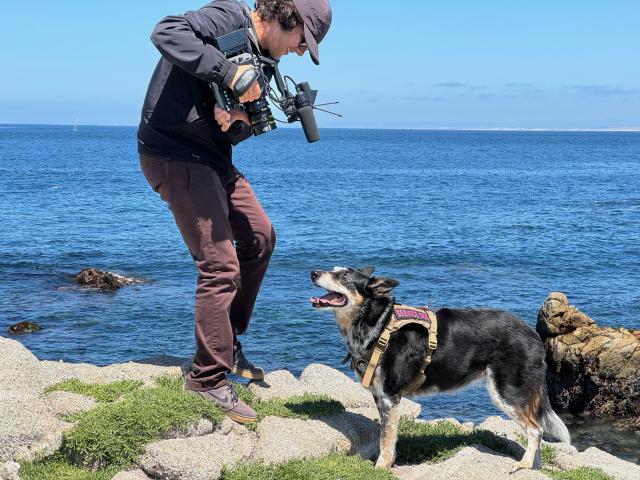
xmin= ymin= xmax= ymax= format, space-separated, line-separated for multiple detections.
xmin=189 ymin=383 xmax=257 ymax=424
xmin=231 ymin=340 xmax=264 ymax=380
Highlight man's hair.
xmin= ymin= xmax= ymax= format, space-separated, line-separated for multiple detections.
xmin=255 ymin=0 xmax=303 ymax=32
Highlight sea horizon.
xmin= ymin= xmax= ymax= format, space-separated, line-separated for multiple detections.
xmin=1 ymin=123 xmax=640 ymax=132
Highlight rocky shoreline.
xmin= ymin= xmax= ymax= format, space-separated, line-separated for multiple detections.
xmin=1 ymin=336 xmax=639 ymax=480
xmin=536 ymin=292 xmax=640 ymax=428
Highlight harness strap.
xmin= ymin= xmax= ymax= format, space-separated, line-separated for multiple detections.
xmin=360 ymin=305 xmax=438 ymax=391
xmin=360 ymin=314 xmax=395 ymax=388
xmin=402 ymin=310 xmax=438 ymax=394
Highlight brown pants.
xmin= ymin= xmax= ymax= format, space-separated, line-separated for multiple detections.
xmin=140 ymin=154 xmax=275 ymax=390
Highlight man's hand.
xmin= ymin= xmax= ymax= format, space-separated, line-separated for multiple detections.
xmin=229 ymin=64 xmax=261 ymax=103
xmin=214 ymin=106 xmax=250 ymax=132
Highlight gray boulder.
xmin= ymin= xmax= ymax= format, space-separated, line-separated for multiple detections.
xmin=45 ymin=391 xmax=97 ymax=417
xmin=300 ymin=363 xmax=421 ymax=418
xmin=0 ymin=390 xmax=71 ymax=462
xmin=39 ymin=359 xmax=181 ymax=389
xmin=248 ymin=370 xmax=307 ymax=400
xmin=553 ymin=446 xmax=640 ymax=480
xmin=0 ymin=337 xmax=44 ymax=393
xmin=0 ymin=462 xmax=20 ymax=480
xmin=477 ymin=416 xmax=523 ymax=443
xmin=139 ymin=429 xmax=256 ymax=480
xmin=255 ymin=415 xmax=351 ymax=464
xmin=393 ymin=444 xmax=549 ymax=480
xmin=111 ymin=469 xmax=153 ymax=480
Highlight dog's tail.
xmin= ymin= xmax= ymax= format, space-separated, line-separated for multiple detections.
xmin=538 ymin=386 xmax=571 ymax=444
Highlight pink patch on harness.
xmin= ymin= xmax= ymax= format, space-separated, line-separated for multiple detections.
xmin=394 ymin=308 xmax=431 ymax=322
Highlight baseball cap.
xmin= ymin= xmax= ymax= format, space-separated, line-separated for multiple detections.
xmin=291 ymin=0 xmax=332 ymax=65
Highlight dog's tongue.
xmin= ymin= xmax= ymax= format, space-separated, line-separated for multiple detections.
xmin=310 ymin=292 xmax=345 ymax=306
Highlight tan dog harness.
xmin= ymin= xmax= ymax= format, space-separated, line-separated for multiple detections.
xmin=359 ymin=305 xmax=438 ymax=394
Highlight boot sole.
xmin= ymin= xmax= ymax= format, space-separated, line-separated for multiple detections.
xmin=231 ymin=366 xmax=265 ymax=381
xmin=225 ymin=409 xmax=257 ymax=424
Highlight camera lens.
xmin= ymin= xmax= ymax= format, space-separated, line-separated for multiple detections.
xmin=246 ymin=98 xmax=277 ymax=135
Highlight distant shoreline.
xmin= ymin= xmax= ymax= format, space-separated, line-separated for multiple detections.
xmin=2 ymin=123 xmax=640 ymax=132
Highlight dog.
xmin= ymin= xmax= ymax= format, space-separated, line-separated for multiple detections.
xmin=310 ymin=266 xmax=570 ymax=472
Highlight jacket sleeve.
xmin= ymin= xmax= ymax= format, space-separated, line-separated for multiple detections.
xmin=150 ymin=2 xmax=243 ymax=87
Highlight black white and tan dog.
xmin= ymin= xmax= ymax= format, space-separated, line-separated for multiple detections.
xmin=310 ymin=266 xmax=570 ymax=472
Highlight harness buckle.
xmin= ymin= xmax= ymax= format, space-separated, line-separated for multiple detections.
xmin=376 ymin=336 xmax=389 ymax=351
xmin=428 ymin=336 xmax=438 ymax=350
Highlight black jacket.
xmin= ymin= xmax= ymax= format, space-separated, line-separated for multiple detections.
xmin=137 ymin=0 xmax=254 ymax=171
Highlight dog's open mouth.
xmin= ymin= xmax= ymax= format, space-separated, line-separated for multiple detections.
xmin=309 ymin=291 xmax=348 ymax=308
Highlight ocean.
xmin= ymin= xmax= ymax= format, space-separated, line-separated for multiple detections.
xmin=1 ymin=125 xmax=639 ymax=461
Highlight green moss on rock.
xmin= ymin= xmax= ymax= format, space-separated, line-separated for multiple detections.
xmin=397 ymin=418 xmax=517 ymax=464
xmin=19 ymin=454 xmax=118 ymax=480
xmin=61 ymin=375 xmax=223 ymax=469
xmin=221 ymin=453 xmax=395 ymax=480
xmin=544 ymin=467 xmax=614 ymax=480
xmin=46 ymin=379 xmax=144 ymax=403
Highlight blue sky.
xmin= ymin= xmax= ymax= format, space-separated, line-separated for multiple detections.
xmin=2 ymin=0 xmax=639 ymax=129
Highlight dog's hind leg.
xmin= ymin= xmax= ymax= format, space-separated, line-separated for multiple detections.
xmin=373 ymin=390 xmax=402 ymax=469
xmin=486 ymin=369 xmax=543 ymax=473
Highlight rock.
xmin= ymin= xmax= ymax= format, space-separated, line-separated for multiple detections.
xmin=163 ymin=418 xmax=216 ymax=439
xmin=39 ymin=359 xmax=181 ymax=389
xmin=536 ymin=292 xmax=640 ymax=422
xmin=255 ymin=415 xmax=351 ymax=464
xmin=248 ymin=370 xmax=307 ymax=400
xmin=542 ymin=440 xmax=577 ymax=455
xmin=7 ymin=322 xmax=42 ymax=335
xmin=476 ymin=416 xmax=525 ymax=457
xmin=299 ymin=364 xmax=421 ymax=418
xmin=45 ymin=391 xmax=97 ymax=417
xmin=300 ymin=364 xmax=374 ymax=408
xmin=0 ymin=390 xmax=71 ymax=462
xmin=398 ymin=397 xmax=422 ymax=419
xmin=346 ymin=406 xmax=380 ymax=421
xmin=111 ymin=469 xmax=153 ymax=480
xmin=461 ymin=422 xmax=475 ymax=432
xmin=0 ymin=462 xmax=21 ymax=480
xmin=320 ymin=411 xmax=380 ymax=459
xmin=553 ymin=446 xmax=640 ymax=480
xmin=75 ymin=268 xmax=143 ymax=290
xmin=477 ymin=416 xmax=523 ymax=443
xmin=139 ymin=429 xmax=256 ymax=480
xmin=536 ymin=292 xmax=595 ymax=341
xmin=423 ymin=417 xmax=463 ymax=428
xmin=392 ymin=444 xmax=549 ymax=480
xmin=0 ymin=337 xmax=45 ymax=394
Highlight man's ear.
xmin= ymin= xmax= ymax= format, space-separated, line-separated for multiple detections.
xmin=358 ymin=266 xmax=375 ymax=277
xmin=367 ymin=276 xmax=400 ymax=296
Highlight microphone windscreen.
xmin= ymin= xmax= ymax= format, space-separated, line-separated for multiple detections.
xmin=298 ymin=106 xmax=320 ymax=143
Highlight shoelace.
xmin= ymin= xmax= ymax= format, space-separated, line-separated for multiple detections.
xmin=227 ymin=384 xmax=239 ymax=406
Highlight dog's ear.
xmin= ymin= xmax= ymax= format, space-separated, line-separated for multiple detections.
xmin=367 ymin=276 xmax=400 ymax=296
xmin=358 ymin=266 xmax=375 ymax=277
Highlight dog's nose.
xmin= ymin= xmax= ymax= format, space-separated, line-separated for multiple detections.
xmin=311 ymin=271 xmax=320 ymax=281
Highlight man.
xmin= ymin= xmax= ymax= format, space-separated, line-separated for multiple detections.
xmin=138 ymin=0 xmax=332 ymax=424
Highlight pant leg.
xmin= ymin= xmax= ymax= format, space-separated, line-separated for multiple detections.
xmin=139 ymin=154 xmax=238 ymax=390
xmin=225 ymin=168 xmax=276 ymax=336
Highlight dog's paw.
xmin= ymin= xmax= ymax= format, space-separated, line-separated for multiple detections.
xmin=374 ymin=458 xmax=393 ymax=470
xmin=509 ymin=460 xmax=533 ymax=474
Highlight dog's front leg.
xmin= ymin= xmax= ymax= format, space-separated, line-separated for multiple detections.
xmin=374 ymin=392 xmax=401 ymax=469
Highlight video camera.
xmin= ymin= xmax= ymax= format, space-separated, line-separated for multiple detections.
xmin=212 ymin=27 xmax=326 ymax=143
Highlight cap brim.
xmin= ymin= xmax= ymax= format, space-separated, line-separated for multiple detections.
xmin=303 ymin=22 xmax=320 ymax=65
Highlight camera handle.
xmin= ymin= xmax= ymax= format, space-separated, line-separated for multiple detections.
xmin=233 ymin=68 xmax=260 ymax=97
